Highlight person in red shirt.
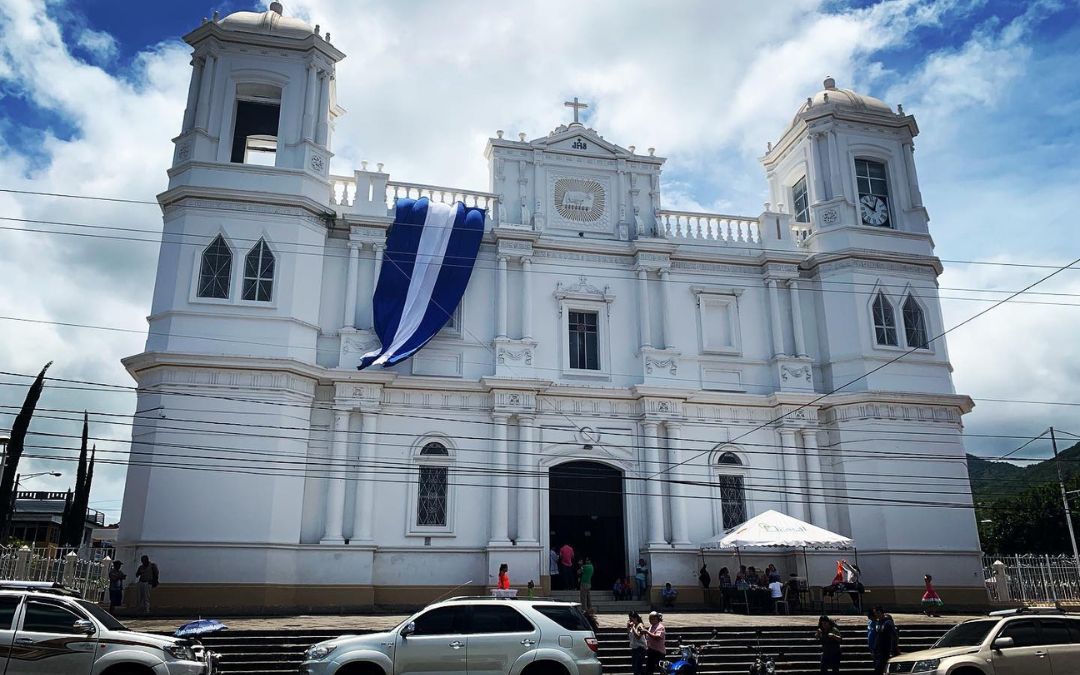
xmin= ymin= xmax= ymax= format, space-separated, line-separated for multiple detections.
xmin=644 ymin=611 xmax=666 ymax=675
xmin=558 ymin=542 xmax=575 ymax=590
xmin=497 ymin=563 xmax=510 ymax=590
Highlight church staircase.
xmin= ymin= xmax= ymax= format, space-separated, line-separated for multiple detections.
xmin=192 ymin=622 xmax=950 ymax=674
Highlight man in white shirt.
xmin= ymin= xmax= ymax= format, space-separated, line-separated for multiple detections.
xmin=768 ymin=578 xmax=784 ymax=613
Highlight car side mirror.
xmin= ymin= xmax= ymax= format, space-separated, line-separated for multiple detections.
xmin=401 ymin=622 xmax=416 ymax=638
xmin=992 ymin=637 xmax=1015 ymax=650
xmin=73 ymin=619 xmax=95 ymax=635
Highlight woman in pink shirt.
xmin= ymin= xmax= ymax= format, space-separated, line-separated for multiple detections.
xmin=644 ymin=611 xmax=666 ymax=675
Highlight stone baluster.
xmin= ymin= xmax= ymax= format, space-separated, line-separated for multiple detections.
xmin=667 ymin=422 xmax=690 ymax=545
xmin=343 ymin=243 xmax=360 ymax=330
xmin=787 ymin=279 xmax=807 ymax=358
xmin=636 ymin=268 xmax=652 ymax=349
xmin=642 ymin=422 xmax=666 ymax=545
xmin=766 ymin=278 xmax=787 ymax=357
xmin=490 ymin=413 xmax=511 ymax=544
xmin=321 ymin=407 xmax=349 ymax=544
xmin=353 ymin=410 xmax=378 ymax=542
xmin=516 ymin=415 xmax=537 ymax=543
xmin=496 ymin=255 xmax=509 ymax=339
xmin=801 ymin=429 xmax=828 ymax=527
xmin=779 ymin=428 xmax=808 ymax=521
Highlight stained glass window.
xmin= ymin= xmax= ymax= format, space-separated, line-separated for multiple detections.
xmin=197 ymin=235 xmax=232 ymax=299
xmin=242 ymin=239 xmax=275 ymax=302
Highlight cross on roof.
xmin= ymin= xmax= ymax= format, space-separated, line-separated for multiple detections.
xmin=564 ymin=97 xmax=588 ymax=124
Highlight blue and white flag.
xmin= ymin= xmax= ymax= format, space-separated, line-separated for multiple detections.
xmin=359 ymin=197 xmax=485 ymax=369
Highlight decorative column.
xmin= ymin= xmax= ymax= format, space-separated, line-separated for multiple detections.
xmin=807 ymin=132 xmax=826 ymax=203
xmin=642 ymin=422 xmax=665 ymax=545
xmin=370 ymin=244 xmax=385 ymax=329
xmin=489 ymin=413 xmax=511 ymax=544
xmin=801 ymin=429 xmax=829 ymax=527
xmin=342 ymin=243 xmax=360 ymax=329
xmin=496 ymin=255 xmax=509 ymax=339
xmin=516 ymin=415 xmax=537 ymax=543
xmin=521 ymin=257 xmax=533 ymax=340
xmin=321 ymin=407 xmax=349 ymax=543
xmin=787 ymin=279 xmax=807 ymax=358
xmin=666 ymin=422 xmax=690 ymax=545
xmin=636 ymin=268 xmax=652 ymax=349
xmin=778 ymin=428 xmax=807 ymax=521
xmin=315 ymin=72 xmax=331 ymax=146
xmin=827 ymin=132 xmax=843 ymax=202
xmin=766 ymin=279 xmax=786 ymax=357
xmin=659 ymin=268 xmax=674 ymax=350
xmin=353 ymin=410 xmax=378 ymax=542
xmin=180 ymin=57 xmax=203 ymax=133
xmin=302 ymin=63 xmax=318 ymax=141
xmin=902 ymin=142 xmax=924 ymax=208
xmin=193 ymin=54 xmax=215 ymax=132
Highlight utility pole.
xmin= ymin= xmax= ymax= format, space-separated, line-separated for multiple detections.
xmin=1050 ymin=427 xmax=1080 ymax=570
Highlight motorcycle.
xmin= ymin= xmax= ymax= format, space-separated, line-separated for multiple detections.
xmin=662 ymin=629 xmax=723 ymax=675
xmin=747 ymin=629 xmax=783 ymax=675
xmin=174 ymin=618 xmax=226 ymax=673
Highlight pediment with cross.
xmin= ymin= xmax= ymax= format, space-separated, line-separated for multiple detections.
xmin=529 ymin=125 xmax=633 ymax=158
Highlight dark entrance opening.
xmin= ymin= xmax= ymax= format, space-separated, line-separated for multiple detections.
xmin=549 ymin=461 xmax=626 ymax=589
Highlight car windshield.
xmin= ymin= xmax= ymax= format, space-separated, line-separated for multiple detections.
xmin=533 ymin=604 xmax=592 ymax=631
xmin=76 ymin=600 xmax=127 ymax=632
xmin=933 ymin=620 xmax=997 ymax=648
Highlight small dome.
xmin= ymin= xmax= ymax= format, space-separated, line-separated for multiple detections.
xmin=799 ymin=76 xmax=893 ymax=115
xmin=219 ymin=3 xmax=313 ymax=40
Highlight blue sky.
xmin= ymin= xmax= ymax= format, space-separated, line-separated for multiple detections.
xmin=1 ymin=0 xmax=1079 ymax=521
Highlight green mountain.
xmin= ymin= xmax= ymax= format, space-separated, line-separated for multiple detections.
xmin=967 ymin=439 xmax=1080 ymax=502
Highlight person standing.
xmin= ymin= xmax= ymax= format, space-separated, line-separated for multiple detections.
xmin=921 ymin=574 xmax=943 ymax=617
xmin=107 ymin=560 xmax=126 ymax=613
xmin=644 ymin=611 xmax=666 ymax=675
xmin=768 ymin=576 xmax=784 ymax=612
xmin=871 ymin=606 xmax=900 ymax=675
xmin=549 ymin=547 xmax=559 ymax=588
xmin=579 ymin=557 xmax=595 ymax=610
xmin=497 ymin=563 xmax=511 ymax=590
xmin=559 ymin=541 xmax=575 ymax=591
xmin=698 ymin=564 xmax=711 ymax=589
xmin=635 ymin=558 xmax=649 ymax=601
xmin=134 ymin=555 xmax=159 ymax=615
xmin=866 ymin=610 xmax=879 ymax=654
xmin=815 ymin=615 xmax=843 ymax=674
xmin=627 ymin=611 xmax=647 ymax=675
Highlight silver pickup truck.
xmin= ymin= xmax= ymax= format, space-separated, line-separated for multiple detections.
xmin=0 ymin=582 xmax=214 ymax=674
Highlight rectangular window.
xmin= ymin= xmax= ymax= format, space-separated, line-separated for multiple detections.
xmin=855 ymin=159 xmax=891 ymax=227
xmin=567 ymin=311 xmax=599 ymax=370
xmin=718 ymin=474 xmax=747 ymax=529
xmin=416 ymin=466 xmax=448 ymax=527
xmin=792 ymin=176 xmax=810 ymax=223
xmin=231 ymin=99 xmax=281 ymax=164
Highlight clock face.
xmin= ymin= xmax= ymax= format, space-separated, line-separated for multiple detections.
xmin=859 ymin=194 xmax=890 ymax=226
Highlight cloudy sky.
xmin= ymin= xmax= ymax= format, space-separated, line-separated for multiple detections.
xmin=0 ymin=0 xmax=1078 ymax=522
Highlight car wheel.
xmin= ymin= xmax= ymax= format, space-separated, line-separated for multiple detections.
xmin=523 ymin=661 xmax=570 ymax=675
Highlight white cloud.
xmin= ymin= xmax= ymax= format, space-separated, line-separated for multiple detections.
xmin=0 ymin=0 xmax=1076 ymax=518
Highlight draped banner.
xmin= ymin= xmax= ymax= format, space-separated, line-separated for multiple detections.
xmin=359 ymin=197 xmax=485 ymax=369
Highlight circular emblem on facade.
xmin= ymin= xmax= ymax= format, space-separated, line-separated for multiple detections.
xmin=821 ymin=208 xmax=839 ymax=224
xmin=310 ymin=154 xmax=325 ymax=173
xmin=553 ymin=177 xmax=606 ymax=223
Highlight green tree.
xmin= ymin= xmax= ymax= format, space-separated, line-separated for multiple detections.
xmin=0 ymin=362 xmax=51 ymax=539
xmin=59 ymin=413 xmax=91 ymax=547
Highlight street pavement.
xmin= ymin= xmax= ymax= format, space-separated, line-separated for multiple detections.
xmin=126 ymin=611 xmax=979 ymax=634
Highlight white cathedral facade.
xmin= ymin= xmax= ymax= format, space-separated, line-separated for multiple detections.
xmin=117 ymin=4 xmax=986 ymax=611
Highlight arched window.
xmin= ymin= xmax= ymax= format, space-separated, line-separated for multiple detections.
xmin=872 ymin=292 xmax=898 ymax=346
xmin=416 ymin=442 xmax=449 ymax=527
xmin=716 ymin=451 xmax=747 ymax=529
xmin=903 ymin=295 xmax=929 ymax=349
xmin=242 ymin=239 xmax=275 ymax=302
xmin=197 ymin=235 xmax=232 ymax=299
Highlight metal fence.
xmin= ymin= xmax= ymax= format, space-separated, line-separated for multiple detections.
xmin=984 ymin=554 xmax=1080 ymax=604
xmin=0 ymin=546 xmax=109 ymax=601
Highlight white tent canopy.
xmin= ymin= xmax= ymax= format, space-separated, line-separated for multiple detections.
xmin=699 ymin=510 xmax=854 ymax=550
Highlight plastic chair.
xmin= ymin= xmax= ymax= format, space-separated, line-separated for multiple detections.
xmin=774 ymin=585 xmax=790 ymax=615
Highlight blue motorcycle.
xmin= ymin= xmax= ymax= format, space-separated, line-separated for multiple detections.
xmin=662 ymin=630 xmax=721 ymax=675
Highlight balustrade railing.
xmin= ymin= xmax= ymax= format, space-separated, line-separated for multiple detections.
xmin=329 ymin=174 xmax=498 ymax=219
xmin=0 ymin=545 xmax=109 ymax=600
xmin=657 ymin=209 xmax=759 ymax=245
xmin=984 ymin=554 xmax=1080 ymax=604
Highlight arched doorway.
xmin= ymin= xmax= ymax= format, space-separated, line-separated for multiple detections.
xmin=548 ymin=461 xmax=626 ymax=588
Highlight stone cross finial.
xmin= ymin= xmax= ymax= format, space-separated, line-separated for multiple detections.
xmin=564 ymin=97 xmax=588 ymax=124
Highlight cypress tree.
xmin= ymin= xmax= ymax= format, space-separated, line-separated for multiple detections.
xmin=60 ymin=413 xmax=90 ymax=547
xmin=0 ymin=362 xmax=51 ymax=538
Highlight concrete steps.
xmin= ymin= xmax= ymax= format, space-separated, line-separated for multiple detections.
xmin=187 ymin=623 xmax=951 ymax=675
